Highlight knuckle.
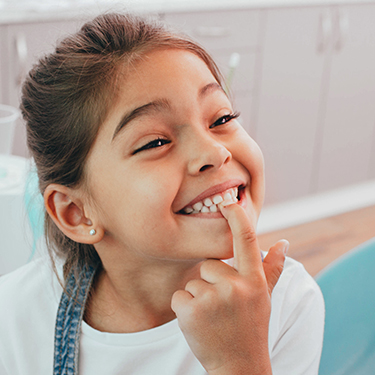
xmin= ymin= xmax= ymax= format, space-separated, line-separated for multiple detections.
xmin=238 ymin=226 xmax=257 ymax=244
xmin=275 ymin=261 xmax=285 ymax=274
xmin=221 ymin=277 xmax=252 ymax=302
xmin=185 ymin=279 xmax=202 ymax=293
xmin=271 ymin=263 xmax=284 ymax=282
xmin=200 ymin=259 xmax=216 ymax=275
xmin=220 ymin=277 xmax=237 ymax=298
xmin=202 ymin=287 xmax=217 ymax=304
xmin=185 ymin=279 xmax=196 ymax=289
xmin=265 ymin=264 xmax=284 ymax=294
xmin=171 ymin=290 xmax=187 ymax=312
xmin=249 ymin=273 xmax=268 ymax=294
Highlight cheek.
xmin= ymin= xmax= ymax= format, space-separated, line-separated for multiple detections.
xmin=134 ymin=171 xmax=180 ymax=212
xmin=231 ymin=131 xmax=265 ymax=214
xmin=235 ymin=129 xmax=264 ymax=173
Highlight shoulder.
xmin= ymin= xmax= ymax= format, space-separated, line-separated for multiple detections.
xmin=270 ymin=255 xmax=325 ymax=324
xmin=272 ymin=255 xmax=324 ymax=308
xmin=0 ymin=256 xmax=62 ymax=322
xmin=0 ymin=257 xmax=62 ymax=328
xmin=0 ymin=256 xmax=62 ymax=307
xmin=268 ymin=256 xmax=325 ymax=373
xmin=0 ymin=257 xmax=62 ymax=374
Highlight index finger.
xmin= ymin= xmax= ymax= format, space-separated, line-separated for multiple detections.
xmin=220 ymin=202 xmax=263 ymax=276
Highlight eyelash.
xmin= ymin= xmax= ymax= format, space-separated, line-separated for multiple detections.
xmin=133 ymin=112 xmax=240 ymax=154
xmin=133 ymin=137 xmax=171 ymax=154
xmin=209 ymin=112 xmax=240 ymax=128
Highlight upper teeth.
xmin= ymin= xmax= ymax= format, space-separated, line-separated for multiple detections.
xmin=183 ymin=187 xmax=238 ymax=214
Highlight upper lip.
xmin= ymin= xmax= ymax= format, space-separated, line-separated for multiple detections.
xmin=178 ymin=179 xmax=245 ymax=212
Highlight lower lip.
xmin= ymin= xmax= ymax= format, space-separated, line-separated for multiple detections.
xmin=180 ymin=189 xmax=247 ymax=219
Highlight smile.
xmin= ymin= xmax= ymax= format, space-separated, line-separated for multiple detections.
xmin=178 ymin=186 xmax=244 ymax=215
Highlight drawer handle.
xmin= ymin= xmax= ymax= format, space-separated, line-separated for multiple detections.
xmin=225 ymin=52 xmax=241 ymax=93
xmin=15 ymin=33 xmax=28 ymax=86
xmin=317 ymin=10 xmax=332 ymax=53
xmin=334 ymin=9 xmax=349 ymax=51
xmin=194 ymin=26 xmax=231 ymax=38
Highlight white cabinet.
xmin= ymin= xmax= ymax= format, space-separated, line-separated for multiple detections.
xmin=315 ymin=4 xmax=375 ymax=192
xmin=1 ymin=19 xmax=80 ymax=156
xmin=256 ymin=4 xmax=375 ymax=205
xmin=255 ymin=7 xmax=326 ymax=205
xmin=162 ymin=9 xmax=262 ymax=137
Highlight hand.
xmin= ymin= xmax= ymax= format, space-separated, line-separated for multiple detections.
xmin=171 ymin=203 xmax=289 ymax=375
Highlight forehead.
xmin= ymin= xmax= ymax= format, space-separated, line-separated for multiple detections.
xmin=115 ymin=48 xmax=219 ymax=101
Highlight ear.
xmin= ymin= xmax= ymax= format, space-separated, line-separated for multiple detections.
xmin=44 ymin=184 xmax=103 ymax=244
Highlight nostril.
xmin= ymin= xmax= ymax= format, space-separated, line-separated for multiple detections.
xmin=199 ymin=164 xmax=213 ymax=172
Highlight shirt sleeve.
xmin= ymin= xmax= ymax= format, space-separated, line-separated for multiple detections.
xmin=268 ymin=257 xmax=325 ymax=375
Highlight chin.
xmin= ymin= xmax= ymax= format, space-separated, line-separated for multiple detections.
xmin=206 ymin=245 xmax=234 ymax=261
xmin=219 ymin=253 xmax=234 ymax=261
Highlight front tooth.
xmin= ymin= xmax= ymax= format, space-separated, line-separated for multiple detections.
xmin=192 ymin=202 xmax=203 ymax=211
xmin=203 ymin=197 xmax=213 ymax=207
xmin=209 ymin=204 xmax=218 ymax=212
xmin=221 ymin=190 xmax=238 ymax=206
xmin=223 ymin=192 xmax=232 ymax=201
xmin=213 ymin=195 xmax=223 ymax=204
xmin=201 ymin=206 xmax=210 ymax=213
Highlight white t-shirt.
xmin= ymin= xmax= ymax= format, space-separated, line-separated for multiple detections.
xmin=0 ymin=255 xmax=324 ymax=375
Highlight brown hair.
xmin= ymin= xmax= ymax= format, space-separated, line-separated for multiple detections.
xmin=20 ymin=12 xmax=224 ymax=281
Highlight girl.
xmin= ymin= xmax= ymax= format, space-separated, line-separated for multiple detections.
xmin=0 ymin=13 xmax=324 ymax=375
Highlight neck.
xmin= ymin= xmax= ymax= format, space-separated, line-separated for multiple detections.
xmin=84 ymin=257 xmax=202 ymax=333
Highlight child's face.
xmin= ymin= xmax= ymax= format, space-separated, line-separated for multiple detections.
xmin=84 ymin=49 xmax=264 ymax=263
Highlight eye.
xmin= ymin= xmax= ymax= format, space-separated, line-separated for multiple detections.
xmin=210 ymin=112 xmax=240 ymax=129
xmin=133 ymin=137 xmax=171 ymax=155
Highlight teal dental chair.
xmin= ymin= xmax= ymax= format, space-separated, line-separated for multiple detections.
xmin=315 ymin=236 xmax=375 ymax=375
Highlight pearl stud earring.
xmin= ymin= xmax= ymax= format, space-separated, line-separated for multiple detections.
xmin=89 ymin=229 xmax=96 ymax=236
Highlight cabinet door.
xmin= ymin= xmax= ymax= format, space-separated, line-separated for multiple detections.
xmin=5 ymin=19 xmax=80 ymax=156
xmin=162 ymin=9 xmax=260 ymax=53
xmin=256 ymin=7 xmax=326 ymax=205
xmin=315 ymin=4 xmax=375 ymax=191
xmin=162 ymin=9 xmax=261 ymax=136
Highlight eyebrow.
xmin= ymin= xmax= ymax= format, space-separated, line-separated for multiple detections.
xmin=199 ymin=82 xmax=225 ymax=98
xmin=111 ymin=82 xmax=225 ymax=141
xmin=112 ymin=99 xmax=171 ymax=141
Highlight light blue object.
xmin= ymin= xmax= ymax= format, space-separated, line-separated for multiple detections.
xmin=24 ymin=166 xmax=44 ymax=261
xmin=0 ymin=167 xmax=6 ymax=178
xmin=315 ymin=237 xmax=375 ymax=375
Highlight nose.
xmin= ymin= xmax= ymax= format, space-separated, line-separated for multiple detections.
xmin=187 ymin=134 xmax=232 ymax=175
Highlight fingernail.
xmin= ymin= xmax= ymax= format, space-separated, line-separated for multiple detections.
xmin=218 ymin=200 xmax=239 ymax=220
xmin=218 ymin=199 xmax=237 ymax=210
xmin=281 ymin=240 xmax=289 ymax=255
xmin=218 ymin=203 xmax=231 ymax=219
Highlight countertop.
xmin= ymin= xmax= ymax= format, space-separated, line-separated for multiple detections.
xmin=1 ymin=0 xmax=375 ymax=25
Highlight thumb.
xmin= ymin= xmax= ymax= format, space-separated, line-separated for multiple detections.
xmin=262 ymin=240 xmax=289 ymax=294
